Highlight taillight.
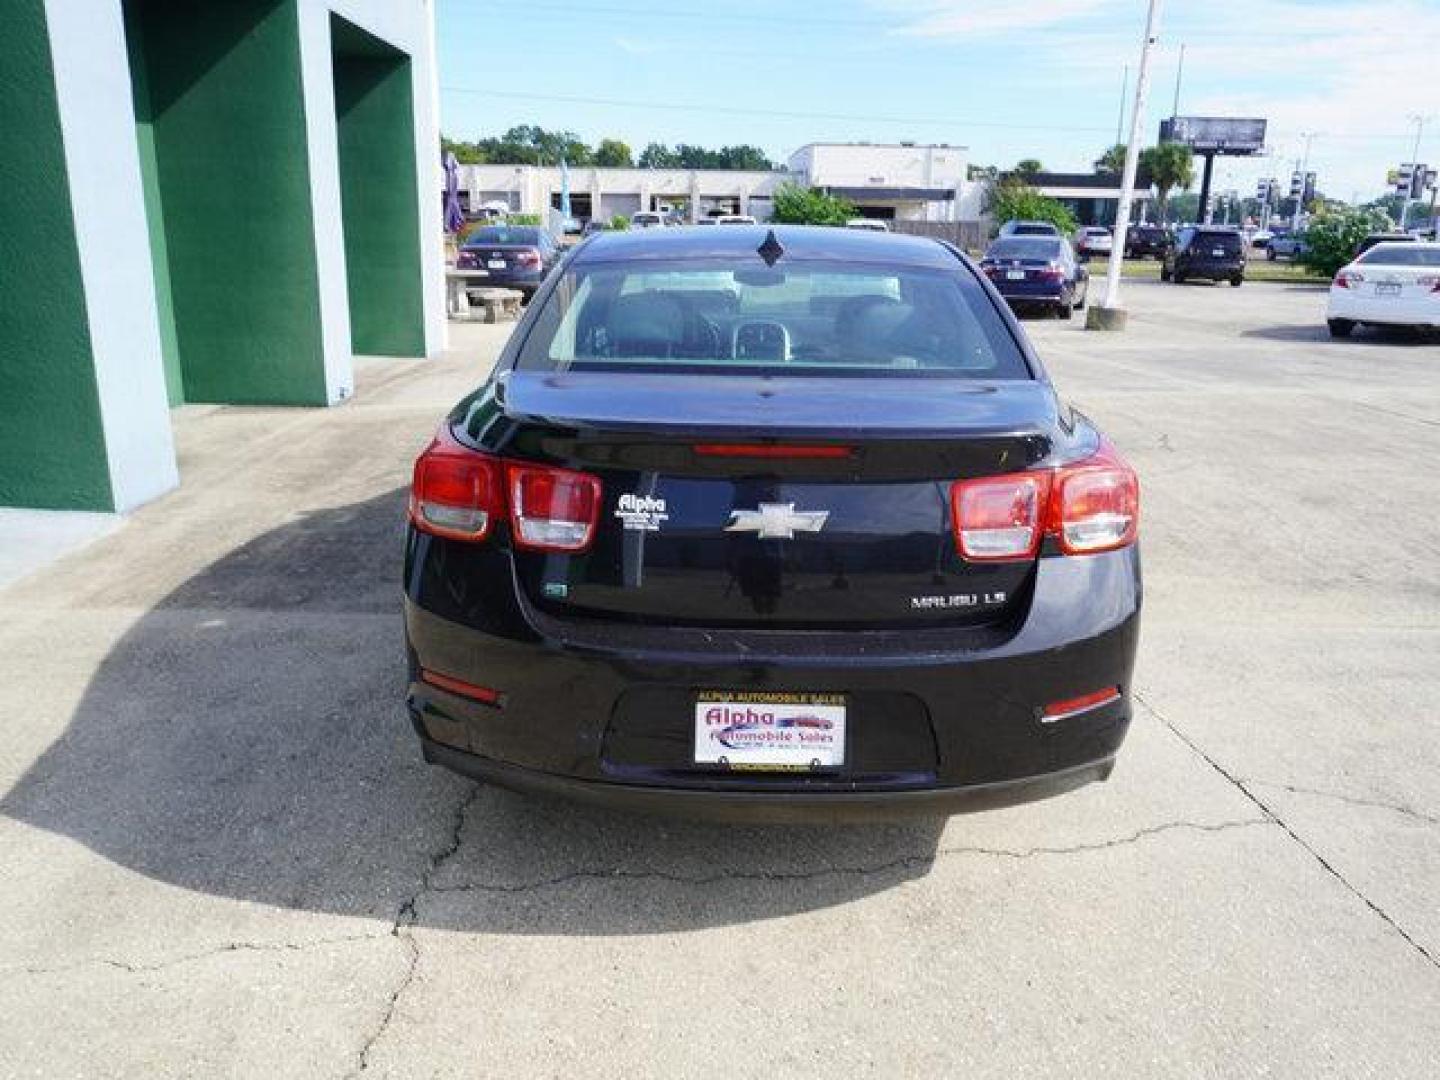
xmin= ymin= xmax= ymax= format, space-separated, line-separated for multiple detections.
xmin=508 ymin=463 xmax=602 ymax=552
xmin=456 ymin=251 xmax=475 ymax=268
xmin=1418 ymin=274 xmax=1440 ymax=292
xmin=409 ymin=427 xmax=503 ymax=541
xmin=950 ymin=474 xmax=1051 ymax=561
xmin=1038 ymin=265 xmax=1065 ymax=282
xmin=950 ymin=442 xmax=1139 ymax=561
xmin=1048 ymin=444 xmax=1140 ymax=555
xmin=514 ymin=248 xmax=542 ymax=268
xmin=1333 ymin=270 xmax=1363 ymax=289
xmin=409 ymin=430 xmax=602 ymax=552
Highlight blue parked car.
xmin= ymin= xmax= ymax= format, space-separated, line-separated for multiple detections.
xmin=979 ymin=236 xmax=1089 ymax=318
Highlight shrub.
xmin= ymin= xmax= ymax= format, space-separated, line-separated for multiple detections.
xmin=987 ymin=180 xmax=1077 ymax=236
xmin=609 ymin=214 xmax=630 ymax=231
xmin=769 ymin=183 xmax=856 ymax=226
xmin=1301 ymin=206 xmax=1394 ymax=278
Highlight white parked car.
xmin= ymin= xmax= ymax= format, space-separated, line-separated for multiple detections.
xmin=846 ymin=218 xmax=890 ymax=231
xmin=1074 ymin=227 xmax=1113 ymax=256
xmin=630 ymin=211 xmax=668 ymax=229
xmin=1327 ymin=241 xmax=1440 ymax=337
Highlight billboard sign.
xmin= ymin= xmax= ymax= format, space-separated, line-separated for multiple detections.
xmin=1159 ymin=116 xmax=1267 ymax=155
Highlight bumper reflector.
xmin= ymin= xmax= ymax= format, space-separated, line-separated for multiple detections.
xmin=420 ymin=669 xmax=503 ymax=706
xmin=1041 ymin=686 xmax=1120 ymax=723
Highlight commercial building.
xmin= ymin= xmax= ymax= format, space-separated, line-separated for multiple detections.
xmin=1010 ymin=172 xmax=1156 ymax=227
xmin=2 ymin=0 xmax=443 ymax=514
xmin=456 ymin=141 xmax=978 ymax=225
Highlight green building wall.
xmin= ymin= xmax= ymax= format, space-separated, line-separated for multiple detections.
xmin=0 ymin=0 xmax=115 ymax=510
xmin=125 ymin=0 xmax=329 ymax=406
xmin=332 ymin=17 xmax=426 ymax=357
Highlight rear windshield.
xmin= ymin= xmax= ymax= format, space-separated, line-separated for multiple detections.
xmin=515 ymin=258 xmax=1029 ymax=379
xmin=1358 ymin=245 xmax=1440 ymax=266
xmin=463 ymin=227 xmax=540 ymax=247
xmin=987 ymin=238 xmax=1061 ymax=260
xmin=1190 ymin=232 xmax=1242 ymax=252
xmin=1011 ymin=224 xmax=1057 ymax=235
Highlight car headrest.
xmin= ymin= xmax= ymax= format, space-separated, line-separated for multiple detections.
xmin=606 ymin=292 xmax=687 ymax=357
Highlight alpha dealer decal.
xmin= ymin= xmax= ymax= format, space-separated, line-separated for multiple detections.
xmin=614 ymin=492 xmax=668 ymax=532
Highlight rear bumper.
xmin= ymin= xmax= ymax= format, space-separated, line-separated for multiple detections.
xmin=420 ymin=739 xmax=1117 ymax=822
xmin=1175 ymin=260 xmax=1244 ymax=278
xmin=1327 ymin=292 xmax=1440 ymax=328
xmin=995 ymin=282 xmax=1067 ymax=303
xmin=403 ymin=540 xmax=1142 ymax=818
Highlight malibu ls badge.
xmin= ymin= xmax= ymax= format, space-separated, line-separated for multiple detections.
xmin=725 ymin=502 xmax=829 ymax=540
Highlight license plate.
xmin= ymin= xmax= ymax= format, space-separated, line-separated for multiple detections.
xmin=694 ymin=691 xmax=846 ymax=771
xmin=1376 ymin=282 xmax=1402 ymax=296
xmin=487 ymin=259 xmax=506 ymax=269
xmin=1006 ymin=270 xmax=1026 ymax=280
xmin=1211 ymin=249 xmax=1225 ymax=257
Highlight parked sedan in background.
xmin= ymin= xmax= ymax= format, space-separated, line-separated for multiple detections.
xmin=1267 ymin=231 xmax=1308 ymax=261
xmin=1327 ymin=241 xmax=1440 ymax=337
xmin=456 ymin=226 xmax=562 ymax=298
xmin=630 ymin=211 xmax=668 ymax=229
xmin=980 ymin=236 xmax=1088 ymax=317
xmin=1125 ymin=225 xmax=1172 ymax=259
xmin=404 ymin=225 xmax=1140 ymax=819
xmin=1073 ymin=227 xmax=1113 ymax=258
xmin=1162 ymin=226 xmax=1246 ymax=285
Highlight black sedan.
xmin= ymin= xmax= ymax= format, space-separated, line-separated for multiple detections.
xmin=455 ymin=225 xmax=561 ymax=297
xmin=404 ymin=226 xmax=1140 ymax=820
xmin=978 ymin=236 xmax=1089 ymax=318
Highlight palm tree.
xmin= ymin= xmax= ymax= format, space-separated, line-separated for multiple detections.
xmin=1093 ymin=144 xmax=1127 ymax=175
xmin=1140 ymin=143 xmax=1195 ymax=224
xmin=1014 ymin=158 xmax=1044 ymax=178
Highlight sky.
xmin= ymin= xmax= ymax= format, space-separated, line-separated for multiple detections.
xmin=435 ymin=0 xmax=1439 ymax=204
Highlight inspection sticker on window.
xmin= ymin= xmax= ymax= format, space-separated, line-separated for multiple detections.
xmin=694 ymin=690 xmax=846 ymax=771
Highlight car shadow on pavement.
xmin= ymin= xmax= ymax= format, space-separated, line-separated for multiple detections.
xmin=1 ymin=489 xmax=943 ymax=936
xmin=1241 ymin=324 xmax=1440 ymax=344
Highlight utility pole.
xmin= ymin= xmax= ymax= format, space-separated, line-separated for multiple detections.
xmin=1399 ymin=115 xmax=1426 ymax=230
xmin=1171 ymin=43 xmax=1184 ymax=118
xmin=1291 ymin=132 xmax=1316 ymax=232
xmin=1116 ymin=65 xmax=1129 ymax=147
xmin=1088 ymin=0 xmax=1164 ymax=331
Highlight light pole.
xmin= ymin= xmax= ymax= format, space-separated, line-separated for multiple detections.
xmin=1399 ymin=114 xmax=1428 ymax=230
xmin=1290 ymin=132 xmax=1316 ymax=232
xmin=1088 ymin=0 xmax=1164 ymax=331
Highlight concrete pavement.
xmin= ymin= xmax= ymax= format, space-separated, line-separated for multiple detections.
xmin=1 ymin=282 xmax=1437 ymax=1077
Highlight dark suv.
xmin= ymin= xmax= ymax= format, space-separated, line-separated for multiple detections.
xmin=1161 ymin=227 xmax=1246 ymax=286
xmin=1125 ymin=225 xmax=1172 ymax=259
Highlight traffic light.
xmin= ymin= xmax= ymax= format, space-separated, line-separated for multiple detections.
xmin=1411 ymin=164 xmax=1430 ymax=200
xmin=1256 ymin=178 xmax=1271 ymax=203
xmin=1394 ymin=163 xmax=1418 ymax=196
xmin=1289 ymin=171 xmax=1303 ymax=197
xmin=1302 ymin=172 xmax=1316 ymax=205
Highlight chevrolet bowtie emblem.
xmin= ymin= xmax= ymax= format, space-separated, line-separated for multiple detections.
xmin=725 ymin=502 xmax=829 ymax=540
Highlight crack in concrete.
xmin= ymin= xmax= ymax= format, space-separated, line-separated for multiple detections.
xmin=423 ymin=818 xmax=1271 ymax=897
xmin=1241 ymin=779 xmax=1440 ymax=829
xmin=1 ymin=931 xmax=390 ymax=982
xmin=1136 ymin=692 xmax=1440 ymax=972
xmin=350 ymin=782 xmax=481 ymax=1076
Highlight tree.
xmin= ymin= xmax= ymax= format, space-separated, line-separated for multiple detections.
xmin=1014 ymin=158 xmax=1045 ymax=178
xmin=593 ymin=139 xmax=634 ymax=167
xmin=1139 ymin=142 xmax=1195 ymax=223
xmin=1093 ymin=144 xmax=1127 ymax=175
xmin=769 ymin=183 xmax=856 ymax=226
xmin=715 ymin=145 xmax=775 ymax=171
xmin=442 ymin=136 xmax=486 ymax=164
xmin=635 ymin=143 xmax=673 ymax=168
xmin=987 ymin=178 xmax=1077 ymax=235
xmin=1300 ymin=206 xmax=1392 ymax=278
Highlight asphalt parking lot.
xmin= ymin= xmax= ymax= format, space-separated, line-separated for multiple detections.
xmin=1 ymin=279 xmax=1437 ymax=1078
